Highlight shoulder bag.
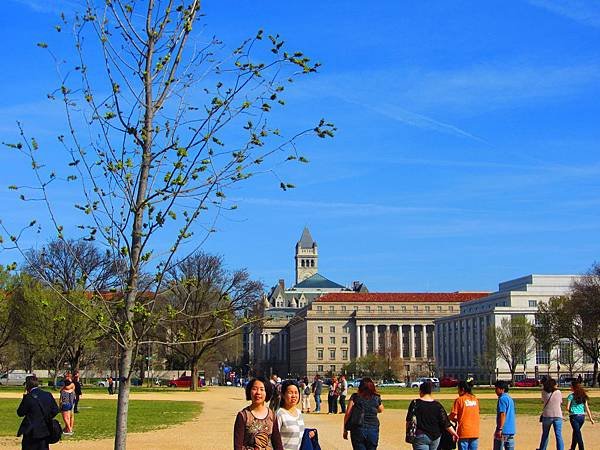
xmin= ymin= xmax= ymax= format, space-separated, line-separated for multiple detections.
xmin=345 ymin=395 xmax=365 ymax=431
xmin=539 ymin=391 xmax=554 ymax=422
xmin=32 ymin=393 xmax=62 ymax=444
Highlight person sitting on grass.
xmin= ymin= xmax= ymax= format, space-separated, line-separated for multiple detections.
xmin=234 ymin=377 xmax=284 ymax=450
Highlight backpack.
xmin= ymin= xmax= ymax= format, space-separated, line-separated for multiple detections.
xmin=32 ymin=393 xmax=62 ymax=444
xmin=304 ymin=384 xmax=311 ymax=395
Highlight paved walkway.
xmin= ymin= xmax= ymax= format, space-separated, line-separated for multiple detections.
xmin=2 ymin=387 xmax=599 ymax=449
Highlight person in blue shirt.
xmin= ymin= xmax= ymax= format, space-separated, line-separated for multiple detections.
xmin=493 ymin=380 xmax=515 ymax=450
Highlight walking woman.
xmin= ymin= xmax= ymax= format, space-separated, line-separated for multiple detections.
xmin=566 ymin=380 xmax=594 ymax=450
xmin=449 ymin=380 xmax=479 ymax=450
xmin=300 ymin=377 xmax=311 ymax=414
xmin=537 ymin=378 xmax=564 ymax=450
xmin=328 ymin=376 xmax=339 ymax=414
xmin=60 ymin=379 xmax=76 ymax=435
xmin=276 ymin=380 xmax=315 ymax=450
xmin=343 ymin=377 xmax=384 ymax=450
xmin=234 ymin=377 xmax=284 ymax=450
xmin=406 ymin=381 xmax=459 ymax=450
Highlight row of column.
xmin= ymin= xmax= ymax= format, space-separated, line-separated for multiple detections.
xmin=260 ymin=331 xmax=287 ymax=361
xmin=355 ymin=324 xmax=433 ymax=360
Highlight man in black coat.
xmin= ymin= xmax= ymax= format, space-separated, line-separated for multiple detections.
xmin=17 ymin=375 xmax=60 ymax=450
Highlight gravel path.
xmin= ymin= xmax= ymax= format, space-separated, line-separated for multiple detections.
xmin=2 ymin=387 xmax=599 ymax=449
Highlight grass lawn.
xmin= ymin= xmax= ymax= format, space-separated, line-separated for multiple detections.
xmin=2 ymin=396 xmax=202 ymax=440
xmin=384 ymin=397 xmax=600 ymax=415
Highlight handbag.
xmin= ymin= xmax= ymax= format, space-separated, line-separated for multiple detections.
xmin=439 ymin=424 xmax=457 ymax=450
xmin=345 ymin=396 xmax=365 ymax=431
xmin=405 ymin=399 xmax=419 ymax=444
xmin=539 ymin=391 xmax=554 ymax=422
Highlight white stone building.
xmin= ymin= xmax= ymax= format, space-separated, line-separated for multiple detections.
xmin=435 ymin=274 xmax=595 ymax=382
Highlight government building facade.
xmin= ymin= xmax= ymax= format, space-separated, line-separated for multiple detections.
xmin=245 ymin=229 xmax=489 ymax=378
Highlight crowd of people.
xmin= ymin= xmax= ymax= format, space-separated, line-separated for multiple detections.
xmin=234 ymin=375 xmax=596 ymax=450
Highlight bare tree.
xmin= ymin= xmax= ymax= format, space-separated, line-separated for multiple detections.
xmin=161 ymin=252 xmax=262 ymax=390
xmin=495 ymin=316 xmax=535 ymax=382
xmin=1 ymin=2 xmax=333 ymax=447
xmin=24 ymin=239 xmax=125 ymax=292
xmin=475 ymin=325 xmax=497 ymax=385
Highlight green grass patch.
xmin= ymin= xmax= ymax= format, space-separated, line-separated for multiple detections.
xmin=1 ymin=394 xmax=202 ymax=440
xmin=384 ymin=397 xmax=600 ymax=415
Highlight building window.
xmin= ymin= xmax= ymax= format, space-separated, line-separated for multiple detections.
xmin=425 ymin=306 xmax=431 ymax=312
xmin=330 ymin=326 xmax=335 ymax=333
xmin=329 ymin=306 xmax=334 ymax=311
xmin=329 ymin=349 xmax=336 ymax=360
xmin=342 ymin=305 xmax=347 ymax=311
xmin=317 ymin=337 xmax=323 ymax=344
xmin=342 ymin=336 xmax=348 ymax=344
xmin=413 ymin=305 xmax=418 ymax=311
xmin=342 ymin=349 xmax=348 ymax=360
xmin=559 ymin=340 xmax=573 ymax=365
xmin=402 ymin=306 xmax=407 ymax=311
xmin=330 ymin=337 xmax=336 ymax=344
xmin=318 ymin=365 xmax=323 ymax=372
xmin=536 ymin=343 xmax=549 ymax=365
xmin=437 ymin=306 xmax=442 ymax=312
xmin=353 ymin=306 xmax=358 ymax=311
xmin=366 ymin=306 xmax=371 ymax=312
xmin=317 ymin=306 xmax=322 ymax=311
xmin=330 ymin=365 xmax=336 ymax=372
xmin=317 ymin=326 xmax=323 ymax=333
xmin=390 ymin=305 xmax=394 ymax=311
xmin=449 ymin=306 xmax=454 ymax=311
xmin=529 ymin=300 xmax=537 ymax=308
xmin=317 ymin=349 xmax=323 ymax=360
xmin=378 ymin=306 xmax=383 ymax=311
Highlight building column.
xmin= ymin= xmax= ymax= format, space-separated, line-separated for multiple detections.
xmin=410 ymin=325 xmax=416 ymax=359
xmin=374 ymin=325 xmax=379 ymax=354
xmin=356 ymin=323 xmax=362 ymax=358
xmin=421 ymin=325 xmax=426 ymax=358
xmin=398 ymin=325 xmax=403 ymax=359
xmin=385 ymin=325 xmax=391 ymax=357
xmin=266 ymin=333 xmax=271 ymax=360
xmin=361 ymin=325 xmax=367 ymax=356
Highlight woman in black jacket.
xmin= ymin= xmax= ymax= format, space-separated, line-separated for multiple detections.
xmin=406 ymin=381 xmax=459 ymax=450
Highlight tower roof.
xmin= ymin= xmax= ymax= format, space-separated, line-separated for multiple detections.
xmin=294 ymin=273 xmax=345 ymax=289
xmin=297 ymin=227 xmax=316 ymax=248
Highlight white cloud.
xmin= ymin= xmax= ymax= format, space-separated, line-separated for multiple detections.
xmin=528 ymin=0 xmax=600 ymax=27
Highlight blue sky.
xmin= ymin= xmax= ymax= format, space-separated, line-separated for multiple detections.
xmin=1 ymin=0 xmax=600 ymax=292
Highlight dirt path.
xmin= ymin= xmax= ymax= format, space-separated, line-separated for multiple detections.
xmin=2 ymin=387 xmax=599 ymax=449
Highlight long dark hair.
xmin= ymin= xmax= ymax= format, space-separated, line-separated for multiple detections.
xmin=543 ymin=378 xmax=557 ymax=393
xmin=357 ymin=377 xmax=377 ymax=398
xmin=571 ymin=381 xmax=589 ymax=404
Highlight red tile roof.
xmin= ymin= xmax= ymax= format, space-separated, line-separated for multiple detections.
xmin=315 ymin=292 xmax=489 ymax=303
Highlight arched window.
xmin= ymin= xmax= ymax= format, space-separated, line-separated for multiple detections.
xmin=301 ymin=259 xmax=305 ymax=267
xmin=311 ymin=259 xmax=315 ymax=267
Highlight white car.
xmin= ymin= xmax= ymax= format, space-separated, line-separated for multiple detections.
xmin=0 ymin=371 xmax=34 ymax=386
xmin=410 ymin=377 xmax=439 ymax=388
xmin=346 ymin=378 xmax=362 ymax=388
xmin=378 ymin=380 xmax=407 ymax=388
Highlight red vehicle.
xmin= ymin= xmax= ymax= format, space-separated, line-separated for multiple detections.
xmin=514 ymin=378 xmax=539 ymax=387
xmin=168 ymin=375 xmax=204 ymax=388
xmin=439 ymin=376 xmax=459 ymax=388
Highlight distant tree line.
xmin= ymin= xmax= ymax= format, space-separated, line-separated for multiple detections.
xmin=0 ymin=238 xmax=262 ymax=390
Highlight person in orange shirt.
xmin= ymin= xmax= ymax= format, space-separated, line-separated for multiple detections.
xmin=449 ymin=380 xmax=480 ymax=450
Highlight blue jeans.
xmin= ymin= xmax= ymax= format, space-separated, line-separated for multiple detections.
xmin=412 ymin=433 xmax=441 ymax=450
xmin=350 ymin=426 xmax=379 ymax=450
xmin=314 ymin=394 xmax=321 ymax=412
xmin=569 ymin=415 xmax=585 ymax=450
xmin=539 ymin=417 xmax=564 ymax=450
xmin=493 ymin=435 xmax=515 ymax=450
xmin=459 ymin=438 xmax=479 ymax=450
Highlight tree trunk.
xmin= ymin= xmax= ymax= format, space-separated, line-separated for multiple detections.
xmin=593 ymin=360 xmax=598 ymax=388
xmin=191 ymin=360 xmax=198 ymax=391
xmin=114 ymin=344 xmax=133 ymax=450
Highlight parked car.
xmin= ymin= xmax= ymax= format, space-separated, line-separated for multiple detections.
xmin=377 ymin=379 xmax=407 ymax=388
xmin=346 ymin=378 xmax=362 ymax=388
xmin=439 ymin=376 xmax=459 ymax=388
xmin=514 ymin=378 xmax=539 ymax=387
xmin=558 ymin=376 xmax=579 ymax=387
xmin=97 ymin=378 xmax=120 ymax=388
xmin=410 ymin=377 xmax=439 ymax=388
xmin=0 ymin=371 xmax=35 ymax=386
xmin=168 ymin=375 xmax=204 ymax=388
